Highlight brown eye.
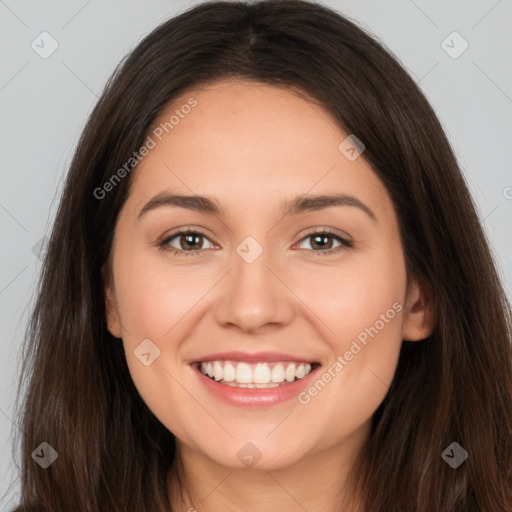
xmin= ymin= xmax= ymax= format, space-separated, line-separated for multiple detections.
xmin=159 ymin=230 xmax=214 ymax=255
xmin=297 ymin=230 xmax=353 ymax=255
xmin=178 ymin=233 xmax=204 ymax=250
xmin=309 ymin=233 xmax=335 ymax=250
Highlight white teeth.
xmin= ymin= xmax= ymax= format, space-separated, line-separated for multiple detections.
xmin=235 ymin=362 xmax=252 ymax=384
xmin=213 ymin=361 xmax=223 ymax=381
xmin=198 ymin=360 xmax=314 ymax=386
xmin=285 ymin=363 xmax=296 ymax=382
xmin=253 ymin=363 xmax=271 ymax=384
xmin=271 ymin=364 xmax=285 ymax=383
xmin=296 ymin=363 xmax=306 ymax=379
xmin=223 ymin=362 xmax=236 ymax=382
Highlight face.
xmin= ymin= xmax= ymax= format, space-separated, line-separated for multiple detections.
xmin=105 ymin=79 xmax=432 ymax=472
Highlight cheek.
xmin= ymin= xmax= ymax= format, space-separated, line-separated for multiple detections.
xmin=113 ymin=250 xmax=203 ymax=340
xmin=292 ymin=239 xmax=407 ymax=350
xmin=112 ymin=253 xmax=208 ymax=432
xmin=114 ymin=261 xmax=190 ymax=430
xmin=291 ymin=242 xmax=406 ymax=422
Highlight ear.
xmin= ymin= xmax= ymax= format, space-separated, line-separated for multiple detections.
xmin=105 ymin=283 xmax=122 ymax=338
xmin=103 ymin=265 xmax=122 ymax=339
xmin=402 ymin=276 xmax=434 ymax=341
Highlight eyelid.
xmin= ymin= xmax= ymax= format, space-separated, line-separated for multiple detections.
xmin=293 ymin=228 xmax=353 ymax=255
xmin=295 ymin=227 xmax=352 ymax=245
xmin=158 ymin=227 xmax=353 ymax=256
xmin=158 ymin=227 xmax=217 ymax=252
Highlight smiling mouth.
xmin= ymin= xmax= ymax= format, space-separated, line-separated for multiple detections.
xmin=195 ymin=360 xmax=320 ymax=388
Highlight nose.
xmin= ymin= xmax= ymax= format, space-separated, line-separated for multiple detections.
xmin=213 ymin=245 xmax=295 ymax=334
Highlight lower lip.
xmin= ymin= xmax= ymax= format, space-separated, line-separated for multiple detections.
xmin=192 ymin=364 xmax=320 ymax=408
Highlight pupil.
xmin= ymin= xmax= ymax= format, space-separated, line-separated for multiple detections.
xmin=312 ymin=234 xmax=332 ymax=250
xmin=183 ymin=233 xmax=201 ymax=250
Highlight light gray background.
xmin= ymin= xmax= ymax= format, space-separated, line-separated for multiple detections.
xmin=1 ymin=0 xmax=511 ymax=508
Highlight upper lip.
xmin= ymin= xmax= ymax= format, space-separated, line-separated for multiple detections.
xmin=189 ymin=351 xmax=318 ymax=364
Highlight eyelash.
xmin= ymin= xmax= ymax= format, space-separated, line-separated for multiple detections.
xmin=158 ymin=228 xmax=353 ymax=257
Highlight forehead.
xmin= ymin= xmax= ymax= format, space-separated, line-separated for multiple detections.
xmin=125 ymin=79 xmax=392 ymax=218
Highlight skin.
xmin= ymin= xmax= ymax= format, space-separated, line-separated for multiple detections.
xmin=105 ymin=79 xmax=433 ymax=512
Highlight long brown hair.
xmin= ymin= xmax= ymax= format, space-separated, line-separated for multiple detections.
xmin=8 ymin=1 xmax=512 ymax=510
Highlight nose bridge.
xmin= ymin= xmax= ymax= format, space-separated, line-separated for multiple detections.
xmin=213 ymin=234 xmax=293 ymax=331
xmin=233 ymin=235 xmax=273 ymax=292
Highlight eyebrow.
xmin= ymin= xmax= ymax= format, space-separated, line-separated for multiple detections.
xmin=137 ymin=191 xmax=377 ymax=223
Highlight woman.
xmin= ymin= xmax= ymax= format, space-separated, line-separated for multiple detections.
xmin=9 ymin=1 xmax=512 ymax=510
